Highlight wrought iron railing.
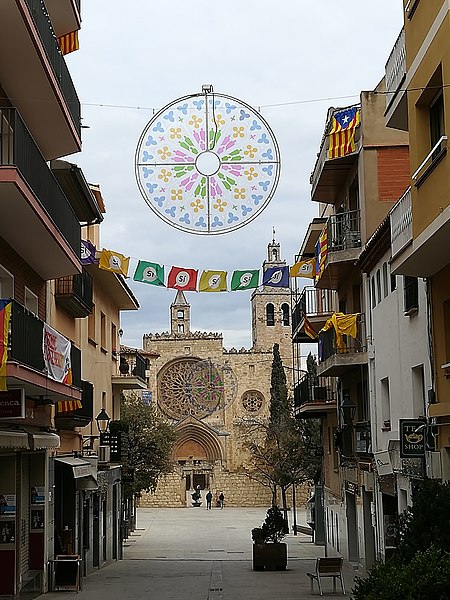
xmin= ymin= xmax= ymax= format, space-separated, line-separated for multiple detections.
xmin=24 ymin=0 xmax=81 ymax=135
xmin=318 ymin=314 xmax=366 ymax=363
xmin=292 ymin=287 xmax=338 ymax=332
xmin=55 ymin=269 xmax=93 ymax=313
xmin=117 ymin=351 xmax=147 ymax=381
xmin=327 ymin=210 xmax=361 ymax=252
xmin=0 ymin=108 xmax=80 ymax=257
xmin=294 ymin=372 xmax=335 ymax=409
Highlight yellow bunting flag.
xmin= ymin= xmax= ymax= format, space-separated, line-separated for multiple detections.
xmin=98 ymin=249 xmax=130 ymax=277
xmin=199 ymin=270 xmax=228 ymax=292
xmin=290 ymin=257 xmax=316 ymax=278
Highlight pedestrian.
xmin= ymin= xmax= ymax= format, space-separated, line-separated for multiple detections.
xmin=218 ymin=491 xmax=224 ymax=509
xmin=206 ymin=490 xmax=212 ymax=510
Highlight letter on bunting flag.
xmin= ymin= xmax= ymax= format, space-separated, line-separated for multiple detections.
xmin=328 ymin=107 xmax=361 ymax=159
xmin=199 ymin=271 xmax=228 ymax=292
xmin=290 ymin=257 xmax=316 ymax=278
xmin=0 ymin=299 xmax=12 ymax=391
xmin=263 ymin=266 xmax=289 ymax=288
xmin=133 ymin=261 xmax=165 ymax=286
xmin=98 ymin=249 xmax=130 ymax=277
xmin=81 ymin=239 xmax=98 ymax=265
xmin=167 ymin=267 xmax=198 ymax=291
xmin=231 ymin=270 xmax=259 ymax=291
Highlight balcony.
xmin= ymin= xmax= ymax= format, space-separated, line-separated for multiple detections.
xmin=292 ymin=287 xmax=338 ymax=343
xmin=55 ymin=269 xmax=93 ymax=318
xmin=55 ymin=380 xmax=93 ymax=430
xmin=0 ymin=108 xmax=81 ymax=279
xmin=0 ymin=0 xmax=81 ymax=159
xmin=390 ymin=188 xmax=412 ymax=259
xmin=294 ymin=373 xmax=336 ymax=419
xmin=316 ymin=210 xmax=362 ymax=289
xmin=317 ymin=314 xmax=368 ymax=377
xmin=5 ymin=299 xmax=82 ymax=403
xmin=45 ymin=0 xmax=81 ymax=38
xmin=385 ymin=28 xmax=408 ymax=131
xmin=111 ymin=351 xmax=148 ymax=392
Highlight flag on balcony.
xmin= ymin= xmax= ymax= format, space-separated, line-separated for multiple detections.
xmin=328 ymin=107 xmax=361 ymax=159
xmin=231 ymin=269 xmax=259 ymax=291
xmin=57 ymin=400 xmax=82 ymax=413
xmin=290 ymin=257 xmax=316 ymax=278
xmin=167 ymin=266 xmax=198 ymax=291
xmin=321 ymin=312 xmax=359 ymax=350
xmin=304 ymin=316 xmax=318 ymax=340
xmin=81 ymin=240 xmax=98 ymax=265
xmin=58 ymin=31 xmax=79 ymax=55
xmin=315 ymin=227 xmax=328 ymax=281
xmin=98 ymin=249 xmax=130 ymax=277
xmin=199 ymin=270 xmax=228 ymax=292
xmin=263 ymin=266 xmax=289 ymax=288
xmin=43 ymin=323 xmax=72 ymax=385
xmin=133 ymin=261 xmax=165 ymax=286
xmin=0 ymin=299 xmax=12 ymax=391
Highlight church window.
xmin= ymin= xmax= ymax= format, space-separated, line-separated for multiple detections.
xmin=266 ymin=303 xmax=275 ymax=326
xmin=281 ymin=303 xmax=290 ymax=326
xmin=249 ymin=364 xmax=255 ymax=374
xmin=177 ymin=310 xmax=184 ymax=319
xmin=184 ymin=346 xmax=191 ymax=354
xmin=178 ymin=324 xmax=184 ymax=333
xmin=242 ymin=390 xmax=264 ymax=413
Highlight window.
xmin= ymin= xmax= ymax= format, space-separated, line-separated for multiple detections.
xmin=249 ymin=364 xmax=255 ymax=375
xmin=24 ymin=287 xmax=38 ymax=315
xmin=88 ymin=303 xmax=96 ymax=342
xmin=100 ymin=311 xmax=106 ymax=350
xmin=430 ymin=90 xmax=444 ymax=161
xmin=111 ymin=323 xmax=117 ymax=357
xmin=177 ymin=310 xmax=184 ymax=319
xmin=0 ymin=264 xmax=13 ymax=298
xmin=390 ymin=273 xmax=397 ymax=292
xmin=177 ymin=323 xmax=184 ymax=333
xmin=404 ymin=276 xmax=418 ymax=315
xmin=444 ymin=300 xmax=450 ymax=362
xmin=382 ymin=263 xmax=388 ymax=298
xmin=371 ymin=277 xmax=376 ymax=309
xmin=266 ymin=303 xmax=275 ymax=326
xmin=380 ymin=377 xmax=391 ymax=430
xmin=376 ymin=269 xmax=382 ymax=304
xmin=411 ymin=364 xmax=426 ymax=418
xmin=281 ymin=303 xmax=290 ymax=326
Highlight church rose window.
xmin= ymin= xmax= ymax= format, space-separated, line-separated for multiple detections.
xmin=242 ymin=390 xmax=264 ymax=413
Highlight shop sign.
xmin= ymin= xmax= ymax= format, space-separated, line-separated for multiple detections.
xmin=400 ymin=419 xmax=426 ymax=458
xmin=345 ymin=481 xmax=359 ymax=495
xmin=0 ymin=388 xmax=25 ymax=419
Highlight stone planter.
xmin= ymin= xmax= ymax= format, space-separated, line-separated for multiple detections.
xmin=252 ymin=542 xmax=287 ymax=571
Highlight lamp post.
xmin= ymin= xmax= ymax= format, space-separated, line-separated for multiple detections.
xmin=96 ymin=408 xmax=110 ymax=433
xmin=340 ymin=393 xmax=357 ymax=426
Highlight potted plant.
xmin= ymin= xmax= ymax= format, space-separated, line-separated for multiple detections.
xmin=252 ymin=505 xmax=289 ymax=571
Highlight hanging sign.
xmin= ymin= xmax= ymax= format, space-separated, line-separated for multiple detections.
xmin=400 ymin=419 xmax=426 ymax=458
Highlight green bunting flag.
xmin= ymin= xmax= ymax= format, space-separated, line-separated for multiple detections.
xmin=133 ymin=261 xmax=165 ymax=286
xmin=231 ymin=269 xmax=259 ymax=291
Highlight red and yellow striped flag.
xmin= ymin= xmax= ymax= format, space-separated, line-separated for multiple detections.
xmin=57 ymin=400 xmax=82 ymax=413
xmin=304 ymin=316 xmax=318 ymax=340
xmin=58 ymin=31 xmax=79 ymax=55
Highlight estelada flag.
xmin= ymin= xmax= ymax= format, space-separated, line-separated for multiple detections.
xmin=98 ymin=249 xmax=130 ymax=277
xmin=167 ymin=266 xmax=198 ymax=291
xmin=328 ymin=106 xmax=360 ymax=159
xmin=263 ymin=266 xmax=289 ymax=288
xmin=290 ymin=258 xmax=316 ymax=278
xmin=199 ymin=270 xmax=227 ymax=292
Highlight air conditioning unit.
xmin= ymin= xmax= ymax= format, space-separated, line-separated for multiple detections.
xmin=98 ymin=445 xmax=110 ymax=464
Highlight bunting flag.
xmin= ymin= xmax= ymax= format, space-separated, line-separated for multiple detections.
xmin=328 ymin=107 xmax=361 ymax=159
xmin=98 ymin=249 xmax=130 ymax=277
xmin=81 ymin=239 xmax=98 ymax=265
xmin=0 ymin=299 xmax=12 ymax=391
xmin=57 ymin=400 xmax=82 ymax=413
xmin=133 ymin=261 xmax=165 ymax=286
xmin=167 ymin=266 xmax=198 ymax=291
xmin=315 ymin=227 xmax=328 ymax=282
xmin=58 ymin=31 xmax=79 ymax=55
xmin=263 ymin=266 xmax=290 ymax=288
xmin=304 ymin=316 xmax=318 ymax=340
xmin=231 ymin=270 xmax=259 ymax=291
xmin=290 ymin=257 xmax=316 ymax=278
xmin=199 ymin=270 xmax=228 ymax=292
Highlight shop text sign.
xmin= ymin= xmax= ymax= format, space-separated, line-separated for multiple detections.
xmin=400 ymin=419 xmax=426 ymax=458
xmin=0 ymin=389 xmax=25 ymax=419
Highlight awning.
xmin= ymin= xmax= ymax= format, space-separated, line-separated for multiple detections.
xmin=31 ymin=432 xmax=60 ymax=449
xmin=76 ymin=475 xmax=98 ymax=491
xmin=0 ymin=430 xmax=29 ymax=449
xmin=54 ymin=456 xmax=94 ymax=479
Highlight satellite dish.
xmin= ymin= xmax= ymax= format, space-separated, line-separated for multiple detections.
xmin=135 ymin=87 xmax=281 ymax=235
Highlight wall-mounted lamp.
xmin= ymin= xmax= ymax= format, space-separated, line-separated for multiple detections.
xmin=340 ymin=393 xmax=357 ymax=426
xmin=118 ymin=329 xmax=124 ymax=338
xmin=96 ymin=408 xmax=110 ymax=433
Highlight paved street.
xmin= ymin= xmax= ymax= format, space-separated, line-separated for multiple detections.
xmin=42 ymin=507 xmax=359 ymax=599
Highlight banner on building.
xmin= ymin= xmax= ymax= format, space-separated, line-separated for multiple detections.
xmin=43 ymin=323 xmax=72 ymax=384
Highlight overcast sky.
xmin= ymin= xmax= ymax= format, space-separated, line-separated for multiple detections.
xmin=67 ymin=1 xmax=404 ymax=350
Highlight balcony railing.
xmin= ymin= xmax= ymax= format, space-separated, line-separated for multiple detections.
xmin=55 ymin=269 xmax=93 ymax=318
xmin=390 ymin=187 xmax=412 ymax=258
xmin=25 ymin=0 xmax=81 ymax=136
xmin=117 ymin=351 xmax=147 ymax=381
xmin=0 ymin=108 xmax=80 ymax=257
xmin=318 ymin=314 xmax=366 ymax=364
xmin=8 ymin=298 xmax=81 ymax=385
xmin=385 ymin=28 xmax=406 ymax=110
xmin=327 ymin=210 xmax=361 ymax=252
xmin=292 ymin=287 xmax=338 ymax=330
xmin=294 ymin=373 xmax=335 ymax=410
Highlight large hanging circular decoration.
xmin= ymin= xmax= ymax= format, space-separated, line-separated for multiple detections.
xmin=135 ymin=86 xmax=281 ymax=235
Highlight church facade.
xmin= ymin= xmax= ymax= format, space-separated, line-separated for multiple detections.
xmin=138 ymin=240 xmax=308 ymax=508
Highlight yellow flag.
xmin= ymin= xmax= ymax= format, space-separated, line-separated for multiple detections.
xmin=290 ymin=257 xmax=316 ymax=278
xmin=98 ymin=249 xmax=130 ymax=277
xmin=199 ymin=270 xmax=228 ymax=292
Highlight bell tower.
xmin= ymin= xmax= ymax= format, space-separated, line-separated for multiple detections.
xmin=251 ymin=233 xmax=292 ymax=364
xmin=171 ymin=290 xmax=191 ymax=335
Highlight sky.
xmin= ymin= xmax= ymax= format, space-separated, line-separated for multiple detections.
xmin=67 ymin=1 xmax=404 ymax=350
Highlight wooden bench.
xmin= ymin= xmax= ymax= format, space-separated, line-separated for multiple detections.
xmin=306 ymin=557 xmax=345 ymax=596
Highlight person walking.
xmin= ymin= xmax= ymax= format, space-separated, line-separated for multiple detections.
xmin=206 ymin=490 xmax=212 ymax=510
xmin=218 ymin=491 xmax=224 ymax=509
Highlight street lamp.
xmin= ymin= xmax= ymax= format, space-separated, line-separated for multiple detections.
xmin=96 ymin=408 xmax=110 ymax=433
xmin=340 ymin=393 xmax=357 ymax=426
